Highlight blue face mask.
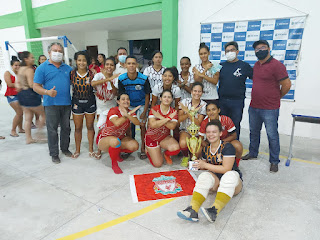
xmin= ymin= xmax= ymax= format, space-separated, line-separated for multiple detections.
xmin=118 ymin=55 xmax=127 ymax=63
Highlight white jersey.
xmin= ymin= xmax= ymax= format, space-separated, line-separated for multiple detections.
xmin=194 ymin=64 xmax=218 ymax=100
xmin=178 ymin=72 xmax=194 ymax=100
xmin=143 ymin=65 xmax=166 ymax=90
xmin=152 ymin=82 xmax=181 ymax=107
xmin=179 ymin=98 xmax=207 ymax=131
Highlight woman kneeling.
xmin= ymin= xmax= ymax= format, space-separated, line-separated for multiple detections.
xmin=146 ymin=90 xmax=180 ymax=167
xmin=97 ymin=93 xmax=140 ymax=174
xmin=177 ymin=120 xmax=242 ymax=223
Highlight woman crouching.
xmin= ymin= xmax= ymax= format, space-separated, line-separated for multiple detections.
xmin=177 ymin=120 xmax=242 ymax=223
xmin=96 ymin=93 xmax=140 ymax=174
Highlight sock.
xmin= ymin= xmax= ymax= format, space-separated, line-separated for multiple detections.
xmin=236 ymin=158 xmax=240 ymax=167
xmin=108 ymin=146 xmax=123 ymax=174
xmin=147 ymin=152 xmax=155 ymax=167
xmin=181 ymin=147 xmax=189 ymax=157
xmin=164 ymin=149 xmax=180 ymax=156
xmin=211 ymin=192 xmax=231 ymax=214
xmin=190 ymin=191 xmax=206 ymax=213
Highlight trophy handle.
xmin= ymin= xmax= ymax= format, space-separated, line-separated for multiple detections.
xmin=196 ymin=137 xmax=202 ymax=154
xmin=186 ymin=136 xmax=190 ymax=150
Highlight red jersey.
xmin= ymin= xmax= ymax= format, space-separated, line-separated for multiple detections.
xmin=146 ymin=105 xmax=178 ymax=142
xmin=5 ymin=74 xmax=18 ymax=96
xmin=199 ymin=115 xmax=236 ymax=140
xmin=89 ymin=64 xmax=101 ymax=73
xmin=96 ymin=106 xmax=136 ymax=144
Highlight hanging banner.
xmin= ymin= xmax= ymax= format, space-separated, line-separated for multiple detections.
xmin=200 ymin=16 xmax=306 ymax=100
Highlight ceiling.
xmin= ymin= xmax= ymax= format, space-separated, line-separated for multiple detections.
xmin=42 ymin=11 xmax=162 ymax=32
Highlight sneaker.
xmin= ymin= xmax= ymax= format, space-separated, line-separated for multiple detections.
xmin=180 ymin=156 xmax=189 ymax=167
xmin=177 ymin=206 xmax=199 ymax=222
xmin=62 ymin=150 xmax=73 ymax=157
xmin=201 ymin=206 xmax=217 ymax=223
xmin=52 ymin=156 xmax=61 ymax=164
xmin=270 ymin=163 xmax=278 ymax=173
xmin=241 ymin=153 xmax=257 ymax=160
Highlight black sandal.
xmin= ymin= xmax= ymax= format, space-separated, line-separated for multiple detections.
xmin=139 ymin=152 xmax=147 ymax=160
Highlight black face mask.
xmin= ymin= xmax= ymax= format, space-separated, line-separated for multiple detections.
xmin=255 ymin=50 xmax=269 ymax=60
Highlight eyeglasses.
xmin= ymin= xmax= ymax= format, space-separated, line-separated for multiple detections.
xmin=255 ymin=46 xmax=268 ymax=52
xmin=225 ymin=49 xmax=237 ymax=53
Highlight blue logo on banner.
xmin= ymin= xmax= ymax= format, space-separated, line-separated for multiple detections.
xmin=287 ymin=70 xmax=296 ymax=80
xmin=221 ymin=42 xmax=227 ymax=51
xmin=273 ymin=40 xmax=287 ymax=50
xmin=201 ymin=24 xmax=211 ymax=33
xmin=223 ymin=22 xmax=235 ymax=32
xmin=210 ymin=51 xmax=221 ymax=60
xmin=247 ymin=21 xmax=261 ymax=31
xmin=260 ymin=30 xmax=274 ymax=40
xmin=288 ymin=28 xmax=304 ymax=39
xmin=237 ymin=51 xmax=245 ymax=60
xmin=275 ymin=19 xmax=290 ymax=29
xmin=285 ymin=50 xmax=299 ymax=60
xmin=282 ymin=90 xmax=295 ymax=100
xmin=245 ymin=41 xmax=255 ymax=50
xmin=211 ymin=33 xmax=222 ymax=42
xmin=234 ymin=32 xmax=246 ymax=41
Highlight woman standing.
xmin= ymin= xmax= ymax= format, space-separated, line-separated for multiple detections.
xmin=97 ymin=94 xmax=140 ymax=174
xmin=70 ymin=51 xmax=97 ymax=158
xmin=178 ymin=56 xmax=194 ymax=100
xmin=143 ymin=50 xmax=166 ymax=90
xmin=16 ymin=51 xmax=46 ymax=144
xmin=177 ymin=120 xmax=242 ymax=223
xmin=178 ymin=82 xmax=207 ymax=167
xmin=193 ymin=43 xmax=219 ymax=103
xmin=89 ymin=57 xmax=101 ymax=75
xmin=97 ymin=53 xmax=106 ymax=70
xmin=4 ymin=56 xmax=24 ymax=137
xmin=145 ymin=90 xmax=180 ymax=167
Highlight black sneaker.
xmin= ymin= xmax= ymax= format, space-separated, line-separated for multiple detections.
xmin=52 ymin=156 xmax=61 ymax=164
xmin=201 ymin=206 xmax=217 ymax=223
xmin=270 ymin=163 xmax=278 ymax=173
xmin=62 ymin=150 xmax=73 ymax=157
xmin=177 ymin=206 xmax=199 ymax=222
xmin=241 ymin=153 xmax=257 ymax=160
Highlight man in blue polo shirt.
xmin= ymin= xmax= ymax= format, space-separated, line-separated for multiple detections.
xmin=218 ymin=41 xmax=253 ymax=139
xmin=118 ymin=55 xmax=151 ymax=159
xmin=33 ymin=42 xmax=73 ymax=163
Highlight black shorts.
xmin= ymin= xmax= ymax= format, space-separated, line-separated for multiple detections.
xmin=72 ymin=97 xmax=97 ymax=115
xmin=17 ymin=88 xmax=41 ymax=107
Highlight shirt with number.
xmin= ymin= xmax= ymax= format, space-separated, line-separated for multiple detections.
xmin=199 ymin=115 xmax=236 ymax=140
xmin=179 ymin=98 xmax=207 ymax=131
xmin=194 ymin=63 xmax=218 ymax=100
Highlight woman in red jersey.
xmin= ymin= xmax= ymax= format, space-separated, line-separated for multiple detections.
xmin=97 ymin=93 xmax=140 ymax=174
xmin=145 ymin=90 xmax=180 ymax=167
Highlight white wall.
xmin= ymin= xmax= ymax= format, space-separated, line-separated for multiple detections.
xmin=0 ymin=26 xmax=27 ymax=94
xmin=178 ymin=0 xmax=320 ymax=139
xmin=84 ymin=30 xmax=109 ymax=56
xmin=0 ymin=0 xmax=21 ymax=16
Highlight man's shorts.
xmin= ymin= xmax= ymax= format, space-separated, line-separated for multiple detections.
xmin=145 ymin=135 xmax=160 ymax=148
xmin=72 ymin=97 xmax=97 ymax=115
xmin=6 ymin=95 xmax=19 ymax=104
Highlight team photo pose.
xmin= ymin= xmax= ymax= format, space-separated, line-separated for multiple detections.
xmin=178 ymin=56 xmax=194 ymax=100
xmin=70 ymin=51 xmax=97 ymax=159
xmin=151 ymin=66 xmax=181 ymax=109
xmin=4 ymin=56 xmax=25 ymax=137
xmin=145 ymin=90 xmax=180 ymax=167
xmin=193 ymin=43 xmax=219 ymax=102
xmin=16 ymin=51 xmax=46 ymax=144
xmin=143 ymin=50 xmax=166 ymax=90
xmin=199 ymin=102 xmax=243 ymax=166
xmin=97 ymin=93 xmax=140 ymax=174
xmin=178 ymin=82 xmax=207 ymax=167
xmin=177 ymin=120 xmax=242 ymax=223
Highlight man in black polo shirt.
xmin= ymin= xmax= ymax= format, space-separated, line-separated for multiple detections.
xmin=218 ymin=41 xmax=253 ymax=139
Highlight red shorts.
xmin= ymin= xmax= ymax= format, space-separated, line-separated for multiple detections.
xmin=145 ymin=135 xmax=160 ymax=148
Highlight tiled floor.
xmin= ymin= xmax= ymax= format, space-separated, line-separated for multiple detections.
xmin=0 ymin=96 xmax=319 ymax=240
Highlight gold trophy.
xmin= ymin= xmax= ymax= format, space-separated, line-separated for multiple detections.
xmin=186 ymin=107 xmax=202 ymax=161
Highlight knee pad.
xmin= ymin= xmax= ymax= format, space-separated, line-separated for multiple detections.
xmin=217 ymin=171 xmax=240 ymax=198
xmin=193 ymin=172 xmax=215 ymax=198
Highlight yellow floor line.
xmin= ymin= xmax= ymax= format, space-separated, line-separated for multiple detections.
xmin=57 ymin=198 xmax=176 ymax=240
xmin=243 ymin=149 xmax=320 ymax=166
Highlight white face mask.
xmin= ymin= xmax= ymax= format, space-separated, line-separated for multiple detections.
xmin=50 ymin=51 xmax=63 ymax=63
xmin=225 ymin=52 xmax=237 ymax=62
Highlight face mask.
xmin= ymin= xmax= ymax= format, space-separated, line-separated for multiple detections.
xmin=255 ymin=50 xmax=268 ymax=60
xmin=118 ymin=55 xmax=127 ymax=63
xmin=51 ymin=51 xmax=63 ymax=63
xmin=226 ymin=52 xmax=237 ymax=61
